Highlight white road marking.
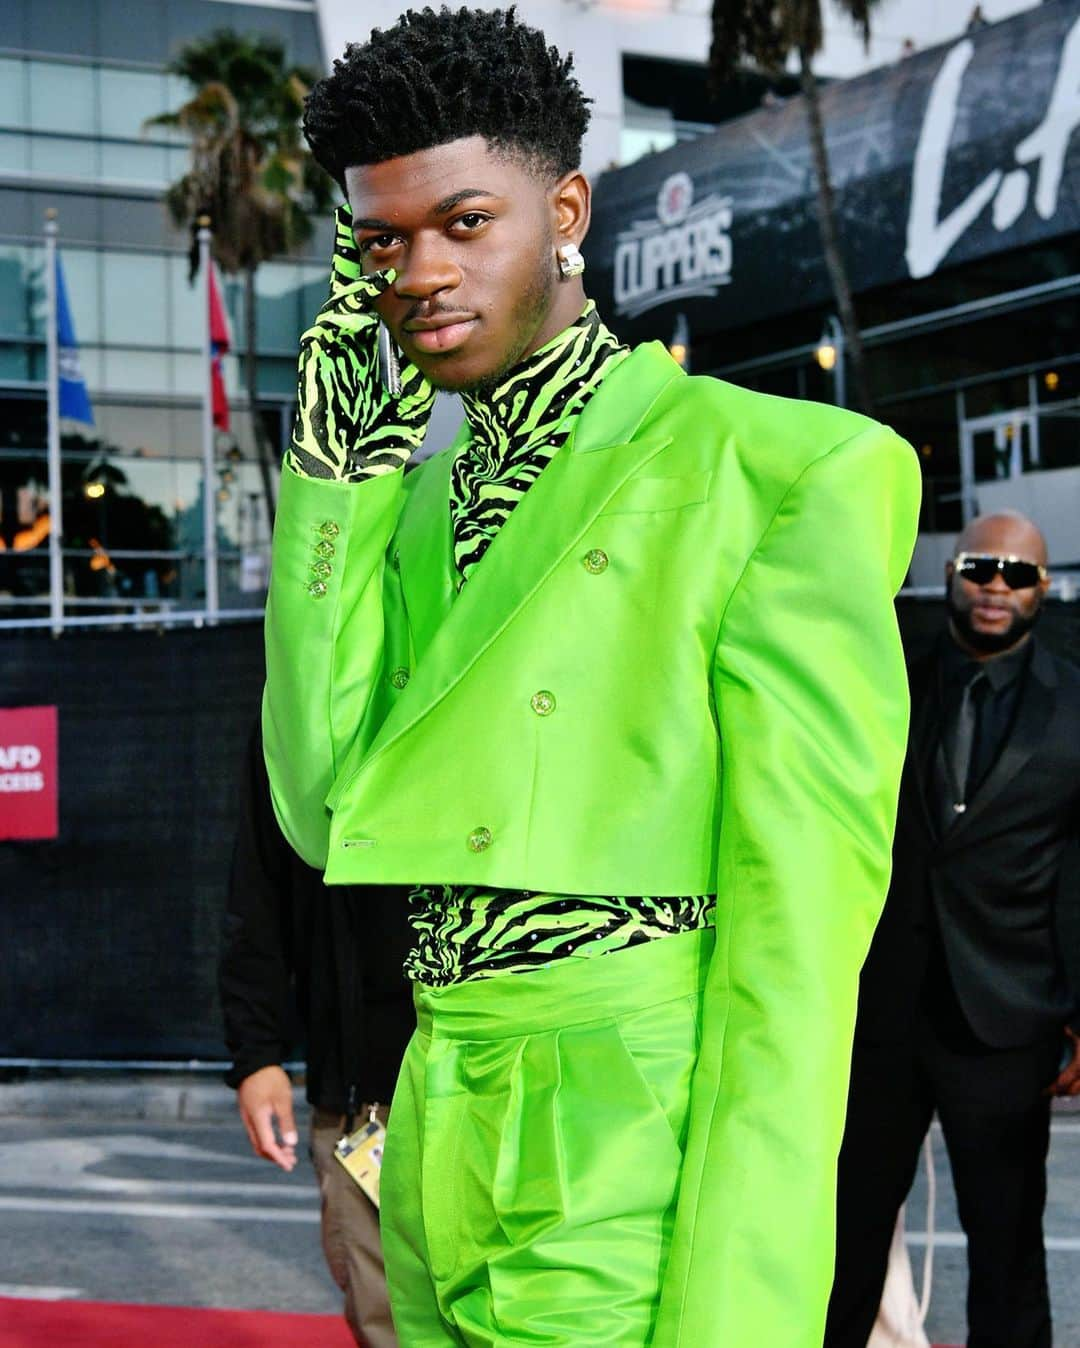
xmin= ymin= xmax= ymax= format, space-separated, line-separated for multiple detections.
xmin=0 ymin=1134 xmax=315 ymax=1202
xmin=0 ymin=1283 xmax=81 ymax=1300
xmin=0 ymin=1196 xmax=319 ymax=1223
xmin=906 ymin=1231 xmax=1080 ymax=1252
xmin=0 ymin=1176 xmax=314 ymax=1200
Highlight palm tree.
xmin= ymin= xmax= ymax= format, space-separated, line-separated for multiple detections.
xmin=148 ymin=29 xmax=333 ymax=525
xmin=709 ymin=1 xmax=881 ymax=412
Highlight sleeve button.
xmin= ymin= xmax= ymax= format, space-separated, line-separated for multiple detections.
xmin=318 ymin=520 xmax=340 ymax=539
xmin=311 ymin=560 xmax=332 ymax=579
xmin=307 ymin=580 xmax=328 ymax=598
xmin=315 ymin=539 xmax=336 ymax=559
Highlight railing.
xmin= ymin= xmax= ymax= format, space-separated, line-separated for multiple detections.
xmin=0 ymin=544 xmax=267 ymax=630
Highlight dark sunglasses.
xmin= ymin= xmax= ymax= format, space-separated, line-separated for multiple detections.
xmin=954 ymin=552 xmax=1047 ymax=590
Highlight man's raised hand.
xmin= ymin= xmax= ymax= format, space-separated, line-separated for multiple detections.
xmin=286 ymin=204 xmax=435 ymax=482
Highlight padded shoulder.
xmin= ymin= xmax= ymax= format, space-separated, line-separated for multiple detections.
xmin=629 ymin=362 xmax=907 ymax=518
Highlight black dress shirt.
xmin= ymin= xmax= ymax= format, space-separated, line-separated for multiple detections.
xmin=938 ymin=633 xmax=1032 ymax=805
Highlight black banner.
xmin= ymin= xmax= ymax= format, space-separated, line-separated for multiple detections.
xmin=0 ymin=609 xmax=1077 ymax=1059
xmin=0 ymin=626 xmax=264 ymax=1060
xmin=589 ymin=0 xmax=1080 ymax=343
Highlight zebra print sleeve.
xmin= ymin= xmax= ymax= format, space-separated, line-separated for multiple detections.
xmin=285 ymin=206 xmax=435 ymax=484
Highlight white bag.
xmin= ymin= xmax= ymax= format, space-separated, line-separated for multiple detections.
xmin=867 ymin=1134 xmax=935 ymax=1348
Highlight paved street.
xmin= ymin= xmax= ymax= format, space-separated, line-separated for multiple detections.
xmin=0 ymin=1116 xmax=339 ymax=1315
xmin=897 ymin=1114 xmax=1080 ymax=1346
xmin=0 ymin=1109 xmax=1079 ymax=1341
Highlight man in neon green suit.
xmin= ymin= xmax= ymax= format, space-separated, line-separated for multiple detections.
xmin=263 ymin=9 xmax=921 ymax=1344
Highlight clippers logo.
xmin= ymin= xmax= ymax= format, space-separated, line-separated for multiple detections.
xmin=614 ymin=172 xmax=733 ymax=318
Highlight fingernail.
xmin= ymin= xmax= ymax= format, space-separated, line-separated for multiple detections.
xmin=284 ymin=1131 xmax=298 ymax=1145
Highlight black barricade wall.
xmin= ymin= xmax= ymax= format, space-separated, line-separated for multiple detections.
xmin=1 ymin=623 xmax=265 ymax=1060
xmin=1 ymin=603 xmax=1078 ymax=1061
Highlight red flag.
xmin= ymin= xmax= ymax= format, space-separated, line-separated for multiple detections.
xmin=208 ymin=263 xmax=231 ymax=432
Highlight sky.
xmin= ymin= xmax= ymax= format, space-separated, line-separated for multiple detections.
xmin=813 ymin=0 xmax=1043 ymax=77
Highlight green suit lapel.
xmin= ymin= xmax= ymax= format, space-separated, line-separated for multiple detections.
xmin=367 ymin=342 xmax=683 ymax=772
xmin=394 ymin=424 xmax=463 ymax=662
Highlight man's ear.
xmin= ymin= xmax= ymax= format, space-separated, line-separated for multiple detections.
xmin=944 ymin=561 xmax=955 ymax=585
xmin=551 ymin=169 xmax=591 ymax=247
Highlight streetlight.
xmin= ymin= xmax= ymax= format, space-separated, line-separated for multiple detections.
xmin=669 ymin=312 xmax=690 ymax=371
xmin=815 ymin=315 xmax=846 ymax=408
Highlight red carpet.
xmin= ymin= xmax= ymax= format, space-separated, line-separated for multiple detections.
xmin=0 ymin=1297 xmax=356 ymax=1347
xmin=0 ymin=1299 xmax=963 ymax=1347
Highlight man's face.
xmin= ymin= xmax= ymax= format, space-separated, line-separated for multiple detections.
xmin=344 ymin=136 xmax=587 ymax=392
xmin=945 ymin=519 xmax=1049 ymax=654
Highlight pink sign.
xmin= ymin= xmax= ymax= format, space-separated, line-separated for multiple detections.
xmin=0 ymin=705 xmax=59 ymax=840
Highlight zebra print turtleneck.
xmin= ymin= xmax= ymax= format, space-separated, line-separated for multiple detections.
xmin=403 ymin=306 xmax=715 ymax=988
xmin=449 ymin=301 xmax=627 ymax=585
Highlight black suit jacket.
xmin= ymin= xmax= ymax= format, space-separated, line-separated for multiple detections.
xmin=857 ymin=637 xmax=1080 ymax=1049
xmin=219 ymin=722 xmax=415 ymax=1111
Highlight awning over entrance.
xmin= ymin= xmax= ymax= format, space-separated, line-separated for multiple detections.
xmin=588 ymin=0 xmax=1080 ymax=344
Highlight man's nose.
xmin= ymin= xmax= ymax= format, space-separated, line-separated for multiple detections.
xmin=984 ymin=569 xmax=1010 ymax=592
xmin=392 ymin=236 xmax=461 ymax=301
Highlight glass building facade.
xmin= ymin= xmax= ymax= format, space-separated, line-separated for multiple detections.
xmin=0 ymin=0 xmax=330 ymax=616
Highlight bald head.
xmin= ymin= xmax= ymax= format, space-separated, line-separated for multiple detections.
xmin=946 ymin=510 xmax=1049 ymax=658
xmin=955 ymin=511 xmax=1048 ymax=567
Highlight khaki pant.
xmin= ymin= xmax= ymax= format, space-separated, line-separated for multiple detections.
xmin=311 ymin=1104 xmax=397 ymax=1348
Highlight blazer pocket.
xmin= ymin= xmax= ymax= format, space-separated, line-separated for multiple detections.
xmin=600 ymin=469 xmax=713 ymax=516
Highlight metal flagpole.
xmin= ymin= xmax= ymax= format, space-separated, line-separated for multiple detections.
xmin=44 ymin=208 xmax=63 ymax=636
xmin=198 ymin=215 xmax=219 ymax=623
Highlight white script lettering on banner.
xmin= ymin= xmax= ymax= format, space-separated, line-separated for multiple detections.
xmin=907 ymin=15 xmax=1080 ymax=279
xmin=613 ymin=172 xmax=733 ymax=319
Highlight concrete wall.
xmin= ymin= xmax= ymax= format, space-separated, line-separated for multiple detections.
xmin=316 ymin=0 xmax=711 ymax=176
xmin=976 ymin=466 xmax=1080 ymax=570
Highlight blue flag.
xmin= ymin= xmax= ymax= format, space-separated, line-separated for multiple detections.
xmin=55 ymin=253 xmax=94 ymax=427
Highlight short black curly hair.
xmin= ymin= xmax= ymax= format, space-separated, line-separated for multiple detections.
xmin=303 ymin=6 xmax=591 ymax=188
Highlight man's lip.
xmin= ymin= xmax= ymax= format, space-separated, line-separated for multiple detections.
xmin=973 ymin=604 xmax=1010 ymax=618
xmin=405 ymin=318 xmax=477 ymax=354
xmin=403 ymin=315 xmax=476 ymax=332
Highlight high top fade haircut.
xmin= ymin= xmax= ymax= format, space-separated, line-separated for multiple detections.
xmin=303 ymin=6 xmax=591 ymax=188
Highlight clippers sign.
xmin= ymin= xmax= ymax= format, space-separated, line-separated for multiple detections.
xmin=613 ymin=172 xmax=733 ymax=319
xmin=591 ymin=2 xmax=1080 ymax=340
xmin=0 ymin=705 xmax=58 ymax=840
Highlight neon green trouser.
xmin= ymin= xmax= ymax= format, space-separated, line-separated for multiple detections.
xmin=380 ymin=928 xmax=713 ymax=1347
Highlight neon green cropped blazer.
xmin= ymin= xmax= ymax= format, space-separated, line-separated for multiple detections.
xmin=263 ymin=341 xmax=921 ymax=1345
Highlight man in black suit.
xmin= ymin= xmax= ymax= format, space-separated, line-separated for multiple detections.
xmin=825 ymin=511 xmax=1080 ymax=1348
xmin=219 ymin=721 xmax=415 ymax=1347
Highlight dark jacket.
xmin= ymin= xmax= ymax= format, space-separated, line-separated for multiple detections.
xmin=219 ymin=722 xmax=415 ymax=1111
xmin=858 ymin=636 xmax=1080 ymax=1049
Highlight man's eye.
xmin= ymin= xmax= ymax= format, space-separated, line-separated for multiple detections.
xmin=453 ymin=212 xmax=491 ymax=232
xmin=358 ymin=234 xmax=400 ymax=255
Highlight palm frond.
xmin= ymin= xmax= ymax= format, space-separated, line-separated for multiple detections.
xmin=835 ymin=0 xmax=874 ymax=49
xmin=710 ymin=0 xmax=882 ymax=79
xmin=152 ymin=28 xmax=330 ymax=276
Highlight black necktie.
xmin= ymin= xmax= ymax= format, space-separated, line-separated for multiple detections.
xmin=948 ymin=670 xmax=987 ymax=815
